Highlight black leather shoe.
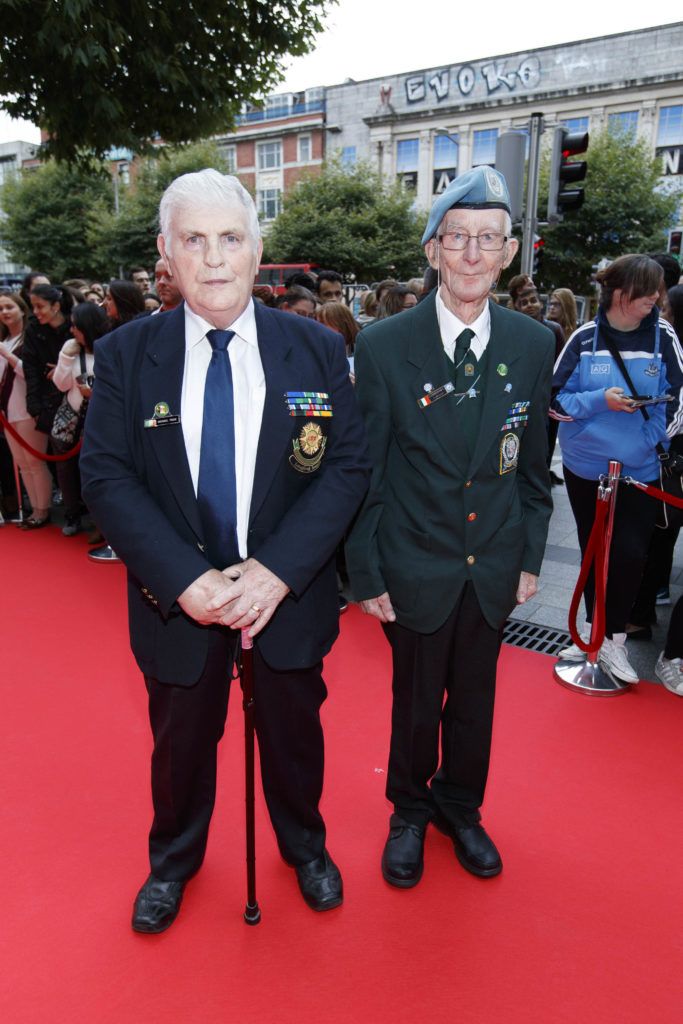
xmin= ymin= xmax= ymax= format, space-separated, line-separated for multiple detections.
xmin=381 ymin=814 xmax=426 ymax=888
xmin=295 ymin=850 xmax=343 ymax=911
xmin=132 ymin=874 xmax=186 ymax=933
xmin=433 ymin=814 xmax=502 ymax=878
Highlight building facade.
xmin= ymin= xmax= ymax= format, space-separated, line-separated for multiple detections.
xmin=0 ymin=139 xmax=40 ymax=282
xmin=214 ymin=87 xmax=325 ymax=227
xmin=324 ymin=23 xmax=683 ymax=218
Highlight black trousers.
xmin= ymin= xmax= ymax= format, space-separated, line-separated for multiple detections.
xmin=382 ymin=582 xmax=502 ymax=830
xmin=630 ymin=521 xmax=681 ymax=626
xmin=665 ymin=596 xmax=683 ymax=661
xmin=55 ymin=452 xmax=82 ymax=519
xmin=564 ymin=465 xmax=658 ymax=636
xmin=145 ymin=628 xmax=328 ymax=882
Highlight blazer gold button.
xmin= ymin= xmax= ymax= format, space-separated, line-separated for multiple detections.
xmin=465 ymin=480 xmax=472 ymax=488
xmin=466 ymin=554 xmax=475 ymax=565
xmin=467 ymin=512 xmax=477 ymax=522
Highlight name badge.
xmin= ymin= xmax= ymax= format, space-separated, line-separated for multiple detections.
xmin=144 ymin=402 xmax=181 ymax=428
xmin=418 ymin=382 xmax=455 ymax=408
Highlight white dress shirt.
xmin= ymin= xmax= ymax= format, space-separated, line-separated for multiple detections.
xmin=181 ymin=300 xmax=265 ymax=560
xmin=436 ymin=291 xmax=491 ymax=362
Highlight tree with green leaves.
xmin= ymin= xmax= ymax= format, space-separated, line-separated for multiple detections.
xmin=86 ymin=141 xmax=229 ymax=272
xmin=266 ymin=159 xmax=427 ymax=281
xmin=0 ymin=0 xmax=332 ymax=163
xmin=536 ymin=127 xmax=681 ymax=294
xmin=0 ymin=141 xmax=229 ymax=279
xmin=0 ymin=160 xmax=112 ymax=280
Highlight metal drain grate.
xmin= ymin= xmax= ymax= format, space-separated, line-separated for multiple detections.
xmin=503 ymin=619 xmax=570 ymax=656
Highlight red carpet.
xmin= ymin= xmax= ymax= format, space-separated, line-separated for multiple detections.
xmin=2 ymin=524 xmax=683 ymax=1023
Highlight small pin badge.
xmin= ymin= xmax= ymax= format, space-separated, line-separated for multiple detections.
xmin=504 ymin=382 xmax=512 ymax=393
xmin=424 ymin=383 xmax=433 ymax=392
xmin=497 ymin=364 xmax=508 ymax=377
xmin=145 ymin=400 xmax=180 ymax=428
xmin=464 ymin=363 xmax=475 ymax=377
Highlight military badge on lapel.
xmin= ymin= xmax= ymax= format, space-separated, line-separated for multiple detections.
xmin=290 ymin=422 xmax=327 ymax=474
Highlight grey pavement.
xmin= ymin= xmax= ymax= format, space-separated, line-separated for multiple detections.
xmin=508 ymin=445 xmax=683 ymax=685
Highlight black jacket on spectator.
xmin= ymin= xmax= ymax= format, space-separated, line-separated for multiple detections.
xmin=22 ymin=317 xmax=71 ymax=433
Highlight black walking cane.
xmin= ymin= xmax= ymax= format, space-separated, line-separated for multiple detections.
xmin=239 ymin=628 xmax=262 ymax=925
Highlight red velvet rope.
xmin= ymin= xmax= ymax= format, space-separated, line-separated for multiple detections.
xmin=567 ymin=498 xmax=608 ymax=655
xmin=0 ymin=410 xmax=82 ymax=462
xmin=625 ymin=477 xmax=683 ymax=509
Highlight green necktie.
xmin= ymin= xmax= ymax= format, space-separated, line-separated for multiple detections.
xmin=453 ymin=328 xmax=475 ymax=394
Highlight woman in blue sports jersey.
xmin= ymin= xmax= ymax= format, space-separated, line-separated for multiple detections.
xmin=551 ymin=254 xmax=683 ymax=684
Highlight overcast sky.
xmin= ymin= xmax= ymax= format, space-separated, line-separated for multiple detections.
xmin=1 ymin=4 xmax=681 ymax=145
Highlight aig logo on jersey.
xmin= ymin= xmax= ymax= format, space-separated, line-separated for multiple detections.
xmin=590 ymin=363 xmax=610 ymax=375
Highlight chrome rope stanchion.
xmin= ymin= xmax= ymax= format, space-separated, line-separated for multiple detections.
xmin=555 ymin=459 xmax=631 ymax=696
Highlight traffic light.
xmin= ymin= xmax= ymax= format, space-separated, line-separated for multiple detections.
xmin=532 ymin=234 xmax=545 ymax=277
xmin=547 ymin=125 xmax=589 ymax=223
xmin=668 ymin=229 xmax=682 ymax=258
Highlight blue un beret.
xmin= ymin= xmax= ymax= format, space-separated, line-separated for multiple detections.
xmin=421 ymin=166 xmax=511 ymax=245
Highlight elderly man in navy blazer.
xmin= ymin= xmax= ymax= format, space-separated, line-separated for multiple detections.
xmin=81 ymin=169 xmax=370 ymax=932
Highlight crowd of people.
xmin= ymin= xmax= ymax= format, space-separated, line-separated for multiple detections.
xmin=0 ymin=262 xmax=183 ymax=556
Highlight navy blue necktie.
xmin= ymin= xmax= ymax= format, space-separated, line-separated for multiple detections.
xmin=197 ymin=329 xmax=239 ymax=569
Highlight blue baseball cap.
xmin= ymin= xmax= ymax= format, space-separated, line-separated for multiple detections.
xmin=422 ymin=166 xmax=511 ymax=245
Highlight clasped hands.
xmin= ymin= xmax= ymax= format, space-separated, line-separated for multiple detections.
xmin=178 ymin=558 xmax=289 ymax=637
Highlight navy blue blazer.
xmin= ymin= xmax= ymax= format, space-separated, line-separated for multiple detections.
xmin=80 ymin=302 xmax=370 ymax=684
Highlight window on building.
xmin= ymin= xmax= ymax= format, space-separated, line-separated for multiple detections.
xmin=608 ymin=111 xmax=639 ymax=138
xmin=257 ymin=141 xmax=282 ymax=171
xmin=472 ymin=129 xmax=498 ymax=167
xmin=265 ymin=94 xmax=290 ymax=118
xmin=0 ymin=156 xmax=17 ymax=187
xmin=298 ymin=136 xmax=311 ymax=163
xmin=341 ymin=146 xmax=356 ymax=167
xmin=222 ymin=144 xmax=236 ymax=174
xmin=432 ymin=134 xmax=457 ymax=194
xmin=560 ymin=117 xmax=590 ymax=134
xmin=433 ymin=134 xmax=458 ymax=169
xmin=396 ymin=138 xmax=419 ymax=173
xmin=657 ymin=105 xmax=683 ymax=148
xmin=396 ymin=138 xmax=419 ymax=190
xmin=257 ymin=188 xmax=282 ymax=221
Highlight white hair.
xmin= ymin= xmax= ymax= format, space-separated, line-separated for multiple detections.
xmin=159 ymin=168 xmax=261 ymax=252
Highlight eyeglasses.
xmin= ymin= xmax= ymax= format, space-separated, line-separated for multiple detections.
xmin=438 ymin=231 xmax=508 ymax=252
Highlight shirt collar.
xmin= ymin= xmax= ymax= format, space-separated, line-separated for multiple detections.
xmin=184 ymin=299 xmax=258 ymax=350
xmin=436 ymin=291 xmax=491 ymax=351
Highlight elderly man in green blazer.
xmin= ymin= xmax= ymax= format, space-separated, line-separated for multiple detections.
xmin=346 ymin=166 xmax=554 ymax=888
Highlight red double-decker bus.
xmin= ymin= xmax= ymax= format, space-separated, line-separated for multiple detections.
xmin=256 ymin=263 xmax=319 ymax=294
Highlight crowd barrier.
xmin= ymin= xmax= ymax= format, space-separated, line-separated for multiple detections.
xmin=555 ymin=459 xmax=683 ymax=696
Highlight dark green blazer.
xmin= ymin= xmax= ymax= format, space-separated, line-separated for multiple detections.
xmin=346 ymin=292 xmax=554 ymax=632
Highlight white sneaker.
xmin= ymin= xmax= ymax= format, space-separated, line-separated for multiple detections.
xmin=655 ymin=653 xmax=683 ymax=696
xmin=598 ymin=635 xmax=639 ymax=684
xmin=558 ymin=625 xmax=592 ymax=661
